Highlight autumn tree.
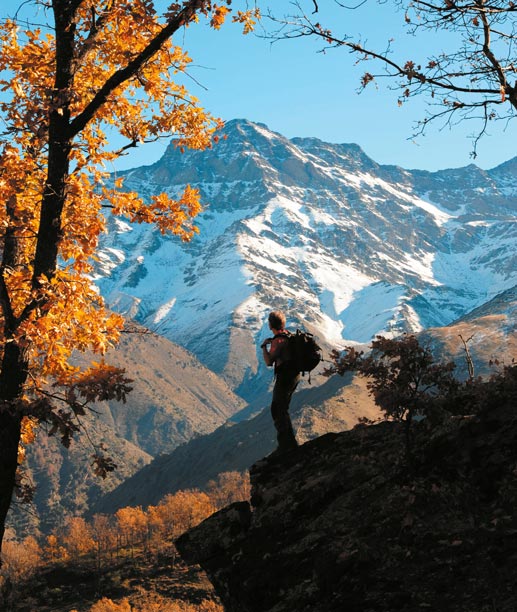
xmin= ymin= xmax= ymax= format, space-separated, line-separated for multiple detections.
xmin=0 ymin=0 xmax=260 ymax=561
xmin=205 ymin=470 xmax=250 ymax=510
xmin=1 ymin=534 xmax=41 ymax=582
xmin=155 ymin=490 xmax=215 ymax=538
xmin=43 ymin=533 xmax=68 ymax=563
xmin=147 ymin=501 xmax=175 ymax=553
xmin=62 ymin=516 xmax=96 ymax=559
xmin=115 ymin=505 xmax=148 ymax=554
xmin=271 ymin=0 xmax=517 ymax=156
xmin=91 ymin=513 xmax=116 ymax=565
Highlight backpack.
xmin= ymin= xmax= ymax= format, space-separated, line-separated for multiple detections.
xmin=286 ymin=329 xmax=322 ymax=380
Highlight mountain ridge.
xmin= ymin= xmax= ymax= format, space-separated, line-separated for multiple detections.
xmin=95 ymin=119 xmax=516 ymax=399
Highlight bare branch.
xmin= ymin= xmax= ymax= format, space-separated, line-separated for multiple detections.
xmin=265 ymin=0 xmax=517 ymax=153
xmin=459 ymin=334 xmax=475 ymax=379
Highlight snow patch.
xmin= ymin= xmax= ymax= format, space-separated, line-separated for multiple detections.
xmin=153 ymin=297 xmax=177 ymax=325
xmin=113 ymin=218 xmax=133 ymax=233
xmin=252 ymin=124 xmax=275 ymax=140
xmin=339 ymin=283 xmax=409 ymax=343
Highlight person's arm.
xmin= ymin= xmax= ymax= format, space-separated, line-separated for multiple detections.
xmin=261 ymin=338 xmax=275 ymax=367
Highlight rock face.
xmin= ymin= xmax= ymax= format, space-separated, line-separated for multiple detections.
xmin=176 ymin=399 xmax=517 ymax=612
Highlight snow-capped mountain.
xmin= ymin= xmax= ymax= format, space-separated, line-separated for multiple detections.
xmin=96 ymin=119 xmax=517 ymax=399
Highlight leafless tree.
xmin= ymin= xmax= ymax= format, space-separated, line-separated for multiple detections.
xmin=268 ymin=0 xmax=517 ymax=157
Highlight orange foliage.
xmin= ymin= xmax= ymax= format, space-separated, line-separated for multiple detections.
xmin=88 ymin=599 xmax=132 ymax=612
xmin=17 ymin=417 xmax=37 ymax=465
xmin=121 ymin=489 xmax=215 ymax=546
xmin=91 ymin=514 xmax=117 ymax=557
xmin=85 ymin=596 xmax=222 ymax=611
xmin=0 ymin=4 xmax=221 ymax=392
xmin=233 ymin=8 xmax=262 ymax=35
xmin=4 ymin=477 xmax=246 ymax=609
xmin=115 ymin=506 xmax=149 ymax=545
xmin=43 ymin=534 xmax=69 ymax=563
xmin=2 ymin=535 xmax=42 ymax=581
xmin=206 ymin=471 xmax=250 ymax=510
xmin=156 ymin=490 xmax=216 ymax=537
xmin=62 ymin=517 xmax=96 ymax=558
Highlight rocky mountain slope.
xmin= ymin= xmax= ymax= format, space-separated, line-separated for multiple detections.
xmin=10 ymin=329 xmax=245 ymax=535
xmin=420 ymin=283 xmax=517 ymax=380
xmin=177 ymin=387 xmax=517 ymax=612
xmin=95 ymin=119 xmax=517 ymax=400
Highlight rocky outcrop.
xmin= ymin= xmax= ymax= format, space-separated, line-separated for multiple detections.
xmin=176 ymin=401 xmax=517 ymax=612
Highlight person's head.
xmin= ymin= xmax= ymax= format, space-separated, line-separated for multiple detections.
xmin=268 ymin=310 xmax=286 ymax=332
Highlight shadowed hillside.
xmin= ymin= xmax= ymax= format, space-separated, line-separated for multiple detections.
xmin=92 ymin=372 xmax=380 ymax=514
xmin=9 ymin=328 xmax=246 ymax=536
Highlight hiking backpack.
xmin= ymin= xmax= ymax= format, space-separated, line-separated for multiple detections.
xmin=287 ymin=329 xmax=322 ymax=379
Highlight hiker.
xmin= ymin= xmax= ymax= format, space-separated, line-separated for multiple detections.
xmin=261 ymin=310 xmax=300 ymax=453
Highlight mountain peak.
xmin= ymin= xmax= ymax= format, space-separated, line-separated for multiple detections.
xmin=98 ymin=119 xmax=517 ymax=399
xmin=222 ymin=118 xmax=275 ymax=133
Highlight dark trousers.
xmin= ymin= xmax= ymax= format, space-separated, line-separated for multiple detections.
xmin=271 ymin=366 xmax=300 ymax=451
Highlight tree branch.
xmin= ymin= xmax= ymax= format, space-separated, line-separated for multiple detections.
xmin=477 ymin=0 xmax=511 ymax=97
xmin=68 ymin=0 xmax=208 ymax=138
xmin=73 ymin=1 xmax=116 ymax=65
xmin=304 ymin=23 xmax=500 ymax=96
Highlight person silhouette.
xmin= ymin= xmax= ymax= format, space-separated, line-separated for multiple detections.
xmin=261 ymin=310 xmax=300 ymax=453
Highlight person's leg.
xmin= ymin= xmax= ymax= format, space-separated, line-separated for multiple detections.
xmin=270 ymin=371 xmax=300 ymax=451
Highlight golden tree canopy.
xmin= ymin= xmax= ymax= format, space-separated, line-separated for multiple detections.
xmin=0 ymin=0 xmax=261 ymax=556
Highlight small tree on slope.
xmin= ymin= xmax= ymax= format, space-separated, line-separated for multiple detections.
xmin=326 ymin=335 xmax=457 ymax=459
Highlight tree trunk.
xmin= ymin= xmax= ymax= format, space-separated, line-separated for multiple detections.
xmin=0 ymin=0 xmax=211 ymax=561
xmin=0 ymin=342 xmax=29 ymax=561
xmin=0 ymin=0 xmax=76 ymax=559
xmin=0 ymin=196 xmax=31 ymax=562
xmin=32 ymin=0 xmax=75 ymax=286
xmin=0 ymin=412 xmax=22 ymax=555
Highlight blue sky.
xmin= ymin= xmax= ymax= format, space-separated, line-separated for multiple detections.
xmin=2 ymin=0 xmax=516 ymax=172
